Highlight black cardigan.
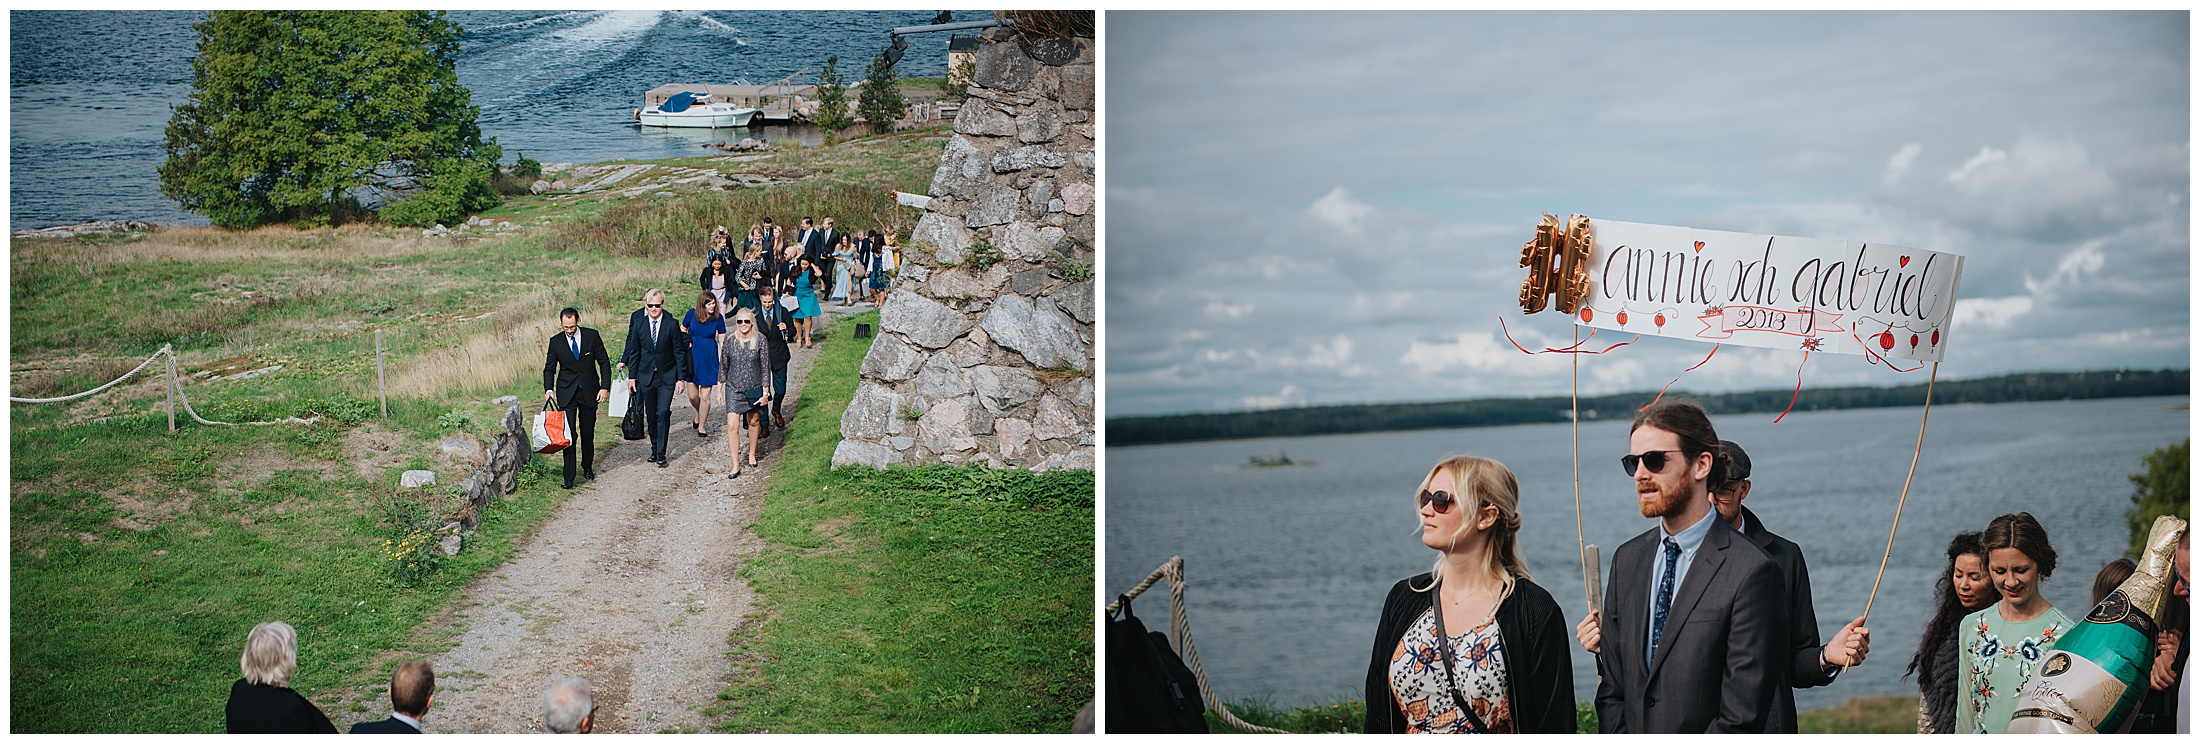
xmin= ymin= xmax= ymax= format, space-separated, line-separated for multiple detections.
xmin=225 ymin=679 xmax=337 ymax=733
xmin=1364 ymin=573 xmax=1577 ymax=733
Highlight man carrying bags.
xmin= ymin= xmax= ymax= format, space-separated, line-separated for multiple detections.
xmin=543 ymin=307 xmax=611 ymax=489
xmin=619 ymin=288 xmax=691 ymax=469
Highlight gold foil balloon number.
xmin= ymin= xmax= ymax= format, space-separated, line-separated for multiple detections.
xmin=1518 ymin=213 xmax=1592 ymax=315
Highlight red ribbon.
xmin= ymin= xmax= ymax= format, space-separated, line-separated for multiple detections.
xmin=1500 ymin=317 xmax=1639 ymax=355
xmin=1772 ymin=349 xmax=1810 ymax=423
xmin=1640 ymin=343 xmax=1722 ymax=412
xmin=1851 ymin=330 xmax=1927 ymax=373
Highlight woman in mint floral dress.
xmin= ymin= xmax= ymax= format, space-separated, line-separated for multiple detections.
xmin=1954 ymin=512 xmax=2072 ymax=734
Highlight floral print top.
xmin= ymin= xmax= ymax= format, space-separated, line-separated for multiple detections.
xmin=1954 ymin=604 xmax=2073 ymax=734
xmin=1387 ymin=608 xmax=1511 ymax=734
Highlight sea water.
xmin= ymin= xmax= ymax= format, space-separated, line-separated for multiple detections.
xmin=10 ymin=9 xmax=986 ymax=229
xmin=1104 ymin=396 xmax=2190 ymax=714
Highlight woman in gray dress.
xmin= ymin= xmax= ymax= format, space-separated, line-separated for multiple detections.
xmin=718 ymin=306 xmax=772 ymax=478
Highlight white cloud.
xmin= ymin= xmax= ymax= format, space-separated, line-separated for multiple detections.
xmin=1947 ymin=145 xmax=2009 ymax=184
xmin=1953 ymin=296 xmax=2035 ymax=330
xmin=1884 ymin=142 xmax=1922 ymax=184
xmin=1203 ymin=301 xmax=1253 ymax=319
xmin=1241 ymin=384 xmax=1307 ymax=411
xmin=1400 ymin=333 xmax=1511 ymax=373
xmin=1303 ymin=334 xmax=1355 ymax=370
xmin=1306 ymin=185 xmax=1378 ymax=234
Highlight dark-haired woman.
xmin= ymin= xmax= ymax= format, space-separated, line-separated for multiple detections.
xmin=682 ymin=293 xmax=726 ymax=437
xmin=1907 ymin=531 xmax=1994 ymax=734
xmin=1364 ymin=456 xmax=1574 ymax=733
xmin=1954 ymin=512 xmax=2071 ymax=734
xmin=735 ymin=232 xmax=766 ymax=315
xmin=700 ymin=256 xmax=732 ymax=312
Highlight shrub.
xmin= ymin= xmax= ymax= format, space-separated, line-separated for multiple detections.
xmin=379 ymin=159 xmax=501 ymax=228
xmin=2126 ymin=437 xmax=2189 ymax=557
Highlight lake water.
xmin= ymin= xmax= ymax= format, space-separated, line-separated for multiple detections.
xmin=1104 ymin=396 xmax=2190 ymax=713
xmin=10 ymin=9 xmax=985 ymax=230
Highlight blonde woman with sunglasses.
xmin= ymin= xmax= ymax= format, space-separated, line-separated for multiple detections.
xmin=717 ymin=307 xmax=772 ymax=477
xmin=1364 ymin=455 xmax=1575 ymax=734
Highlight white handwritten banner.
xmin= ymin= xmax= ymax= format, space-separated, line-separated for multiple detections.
xmin=1574 ymin=220 xmax=1965 ymax=362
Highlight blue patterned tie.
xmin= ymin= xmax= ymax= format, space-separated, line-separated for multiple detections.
xmin=1648 ymin=537 xmax=1680 ymax=667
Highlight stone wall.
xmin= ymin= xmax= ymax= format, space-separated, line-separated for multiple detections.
xmin=833 ymin=28 xmax=1095 ymax=472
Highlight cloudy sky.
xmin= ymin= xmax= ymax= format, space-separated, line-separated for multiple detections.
xmin=1105 ymin=11 xmax=2188 ymax=418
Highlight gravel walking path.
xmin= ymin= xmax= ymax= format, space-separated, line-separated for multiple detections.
xmin=416 ymin=343 xmax=822 ymax=734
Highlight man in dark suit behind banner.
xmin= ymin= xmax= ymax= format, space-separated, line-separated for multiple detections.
xmin=618 ymin=288 xmax=691 ymax=468
xmin=349 ymin=660 xmax=433 ymax=733
xmin=1577 ymin=400 xmax=1786 ymax=733
xmin=543 ymin=306 xmax=612 ymax=489
xmin=1710 ymin=439 xmax=1871 ymax=733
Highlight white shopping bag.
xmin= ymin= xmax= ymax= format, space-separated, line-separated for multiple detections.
xmin=606 ymin=371 xmax=630 ymax=417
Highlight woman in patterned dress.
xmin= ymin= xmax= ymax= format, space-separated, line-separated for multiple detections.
xmin=1907 ymin=531 xmax=1995 ymax=734
xmin=1954 ymin=512 xmax=2071 ymax=734
xmin=1364 ymin=456 xmax=1575 ymax=733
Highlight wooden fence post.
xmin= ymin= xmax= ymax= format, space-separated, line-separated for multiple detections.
xmin=376 ymin=329 xmax=388 ymax=417
xmin=166 ymin=349 xmax=177 ymax=432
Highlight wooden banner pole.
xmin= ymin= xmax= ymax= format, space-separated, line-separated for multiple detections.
xmin=1850 ymin=361 xmax=1941 ymax=665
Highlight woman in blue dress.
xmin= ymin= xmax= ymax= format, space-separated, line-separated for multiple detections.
xmin=682 ymin=292 xmax=727 ymax=436
xmin=792 ymin=256 xmax=821 ymax=348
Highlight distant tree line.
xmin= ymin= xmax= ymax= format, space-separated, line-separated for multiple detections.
xmin=1108 ymin=369 xmax=2189 ymax=446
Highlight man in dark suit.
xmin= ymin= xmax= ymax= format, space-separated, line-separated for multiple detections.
xmin=1710 ymin=439 xmax=1871 ymax=733
xmin=759 ymin=216 xmax=782 ymax=290
xmin=543 ymin=307 xmax=612 ymax=489
xmin=1576 ymin=401 xmax=1787 ymax=733
xmin=815 ymin=216 xmax=842 ymax=301
xmin=618 ymin=288 xmax=691 ymax=468
xmin=756 ymin=284 xmax=794 ymax=431
xmin=349 ymin=660 xmax=433 ymax=733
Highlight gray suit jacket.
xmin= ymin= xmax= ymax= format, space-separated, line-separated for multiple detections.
xmin=1594 ymin=514 xmax=1787 ymax=733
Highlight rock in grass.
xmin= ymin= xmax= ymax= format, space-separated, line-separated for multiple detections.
xmin=400 ymin=470 xmax=437 ymax=489
xmin=438 ymin=534 xmax=462 ymax=556
xmin=493 ymin=395 xmax=519 ymax=405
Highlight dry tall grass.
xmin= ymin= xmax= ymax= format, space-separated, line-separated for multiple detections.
xmin=385 ymin=263 xmax=671 ymax=400
xmin=13 ymin=224 xmax=443 ymax=270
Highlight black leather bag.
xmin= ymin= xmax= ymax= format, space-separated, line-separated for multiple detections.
xmin=621 ymin=387 xmax=646 ymax=440
xmin=1105 ymin=595 xmax=1210 ymax=734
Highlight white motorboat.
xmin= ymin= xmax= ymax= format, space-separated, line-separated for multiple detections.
xmin=636 ymin=91 xmax=760 ymax=128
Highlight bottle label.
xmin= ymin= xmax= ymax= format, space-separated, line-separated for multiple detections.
xmin=2084 ymin=590 xmax=2159 ymax=636
xmin=2008 ymin=651 xmax=2128 ymax=734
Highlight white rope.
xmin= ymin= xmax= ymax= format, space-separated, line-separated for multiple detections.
xmin=9 ymin=344 xmax=171 ymax=403
xmin=13 ymin=343 xmax=318 ymax=427
xmin=1111 ymin=556 xmax=1290 ymax=734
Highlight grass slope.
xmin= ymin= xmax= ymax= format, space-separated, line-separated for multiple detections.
xmin=711 ymin=310 xmax=1096 ymax=733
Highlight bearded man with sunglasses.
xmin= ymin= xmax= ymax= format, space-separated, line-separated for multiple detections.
xmin=1574 ymin=401 xmax=1786 ymax=733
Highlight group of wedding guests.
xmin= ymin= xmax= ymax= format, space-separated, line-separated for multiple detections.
xmin=539 ymin=217 xmax=902 ymax=491
xmin=1363 ymin=399 xmax=2189 ymax=734
xmin=225 ymin=621 xmax=599 ymax=733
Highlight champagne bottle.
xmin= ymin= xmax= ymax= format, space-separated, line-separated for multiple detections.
xmin=2008 ymin=514 xmax=2187 ymax=733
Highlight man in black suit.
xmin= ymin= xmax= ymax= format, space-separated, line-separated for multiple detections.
xmin=1710 ymin=439 xmax=1871 ymax=733
xmin=349 ymin=660 xmax=433 ymax=733
xmin=759 ymin=216 xmax=782 ymax=290
xmin=1575 ymin=400 xmax=1787 ymax=733
xmin=543 ymin=307 xmax=612 ymax=489
xmin=816 ymin=216 xmax=842 ymax=301
xmin=618 ymin=288 xmax=691 ymax=468
xmin=756 ymin=284 xmax=794 ymax=431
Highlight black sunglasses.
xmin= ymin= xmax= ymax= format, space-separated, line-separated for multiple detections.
xmin=735 ymin=319 xmax=753 ymax=324
xmin=1621 ymin=449 xmax=1687 ymax=476
xmin=646 ymin=303 xmax=663 ymax=308
xmin=1417 ymin=489 xmax=1456 ymax=514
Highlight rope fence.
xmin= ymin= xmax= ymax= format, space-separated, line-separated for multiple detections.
xmin=1109 ymin=556 xmax=1289 ymax=734
xmin=11 ymin=344 xmax=321 ymax=428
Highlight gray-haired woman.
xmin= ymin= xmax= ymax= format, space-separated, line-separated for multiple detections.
xmin=225 ymin=621 xmax=338 ymax=733
xmin=719 ymin=306 xmax=772 ymax=478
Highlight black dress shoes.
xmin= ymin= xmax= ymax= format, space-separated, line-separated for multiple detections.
xmin=657 ymin=458 xmax=668 ymax=468
xmin=561 ymin=480 xmax=574 ymax=489
xmin=583 ymin=468 xmax=596 ymax=481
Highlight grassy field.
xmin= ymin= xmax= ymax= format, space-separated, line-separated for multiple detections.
xmin=8 ymin=123 xmax=1099 ymax=733
xmin=707 ymin=310 xmax=1097 ymax=733
xmin=1225 ymin=695 xmax=1920 ymax=734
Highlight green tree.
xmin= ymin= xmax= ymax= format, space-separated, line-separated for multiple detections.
xmin=158 ymin=11 xmax=501 ymax=228
xmin=813 ymin=55 xmax=852 ymax=131
xmin=857 ymin=53 xmax=909 ymax=133
xmin=2125 ymin=437 xmax=2189 ymax=558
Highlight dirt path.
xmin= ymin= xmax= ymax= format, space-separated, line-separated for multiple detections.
xmin=416 ymin=339 xmax=825 ymax=734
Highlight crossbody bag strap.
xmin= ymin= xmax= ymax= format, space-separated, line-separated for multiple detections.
xmin=1430 ymin=580 xmax=1490 ymax=734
